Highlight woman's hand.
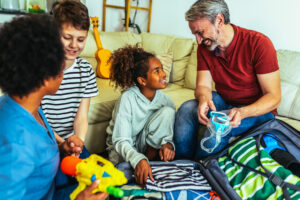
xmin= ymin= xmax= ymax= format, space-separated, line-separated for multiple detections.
xmin=76 ymin=179 xmax=109 ymax=200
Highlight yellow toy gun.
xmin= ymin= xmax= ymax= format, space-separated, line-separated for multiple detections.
xmin=61 ymin=154 xmax=127 ymax=199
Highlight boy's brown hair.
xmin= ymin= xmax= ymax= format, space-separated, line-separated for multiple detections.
xmin=53 ymin=0 xmax=90 ymax=31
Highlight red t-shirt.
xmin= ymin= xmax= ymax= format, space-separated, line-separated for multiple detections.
xmin=197 ymin=24 xmax=279 ymax=115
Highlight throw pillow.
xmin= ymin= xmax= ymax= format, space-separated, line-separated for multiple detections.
xmin=156 ymin=53 xmax=173 ymax=83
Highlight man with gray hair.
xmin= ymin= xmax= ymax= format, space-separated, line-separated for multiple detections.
xmin=174 ymin=0 xmax=281 ymax=160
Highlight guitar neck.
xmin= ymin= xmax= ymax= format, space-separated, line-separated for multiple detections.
xmin=93 ymin=27 xmax=103 ymax=50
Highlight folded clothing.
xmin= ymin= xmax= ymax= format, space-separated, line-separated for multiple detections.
xmin=145 ymin=160 xmax=211 ymax=192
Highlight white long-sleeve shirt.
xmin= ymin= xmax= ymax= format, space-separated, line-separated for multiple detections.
xmin=106 ymin=86 xmax=175 ymax=168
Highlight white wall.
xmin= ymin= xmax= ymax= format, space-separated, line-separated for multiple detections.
xmin=86 ymin=0 xmax=300 ymax=52
xmin=227 ymin=0 xmax=300 ymax=52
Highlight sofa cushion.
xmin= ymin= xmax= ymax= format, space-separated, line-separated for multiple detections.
xmin=170 ymin=38 xmax=194 ymax=85
xmin=156 ymin=53 xmax=173 ymax=83
xmin=141 ymin=33 xmax=194 ymax=85
xmin=184 ymin=42 xmax=197 ymax=89
xmin=277 ymin=50 xmax=300 ymax=121
xmin=184 ymin=42 xmax=216 ymax=91
xmin=141 ymin=32 xmax=176 ymax=54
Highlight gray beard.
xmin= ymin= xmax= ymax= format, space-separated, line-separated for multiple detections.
xmin=207 ymin=42 xmax=218 ymax=51
xmin=207 ymin=30 xmax=220 ymax=51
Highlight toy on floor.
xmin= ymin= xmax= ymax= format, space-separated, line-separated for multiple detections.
xmin=201 ymin=111 xmax=231 ymax=153
xmin=61 ymin=154 xmax=128 ymax=199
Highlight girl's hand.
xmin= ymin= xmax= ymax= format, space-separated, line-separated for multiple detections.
xmin=134 ymin=159 xmax=154 ymax=185
xmin=159 ymin=143 xmax=175 ymax=162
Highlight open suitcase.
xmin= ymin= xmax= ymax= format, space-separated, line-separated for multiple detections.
xmin=199 ymin=119 xmax=300 ymax=200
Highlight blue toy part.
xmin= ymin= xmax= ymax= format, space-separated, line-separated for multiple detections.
xmin=91 ymin=174 xmax=97 ymax=182
xmin=102 ymin=171 xmax=111 ymax=178
xmin=263 ymin=134 xmax=286 ymax=154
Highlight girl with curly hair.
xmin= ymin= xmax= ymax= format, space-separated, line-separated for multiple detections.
xmin=106 ymin=45 xmax=176 ymax=185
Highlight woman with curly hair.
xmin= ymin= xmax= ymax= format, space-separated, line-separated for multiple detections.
xmin=0 ymin=14 xmax=107 ymax=200
xmin=106 ymin=45 xmax=176 ymax=185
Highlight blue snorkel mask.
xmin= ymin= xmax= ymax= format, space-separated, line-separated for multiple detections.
xmin=208 ymin=111 xmax=231 ymax=136
xmin=201 ymin=111 xmax=232 ymax=153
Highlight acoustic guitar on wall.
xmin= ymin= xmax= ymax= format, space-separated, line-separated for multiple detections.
xmin=91 ymin=16 xmax=112 ymax=79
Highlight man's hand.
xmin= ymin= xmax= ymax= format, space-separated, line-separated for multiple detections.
xmin=159 ymin=143 xmax=175 ymax=162
xmin=228 ymin=108 xmax=243 ymax=128
xmin=197 ymin=98 xmax=216 ymax=125
xmin=75 ymin=179 xmax=109 ymax=200
xmin=59 ymin=135 xmax=84 ymax=157
xmin=134 ymin=159 xmax=154 ymax=185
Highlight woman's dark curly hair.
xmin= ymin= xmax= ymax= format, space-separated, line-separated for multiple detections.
xmin=53 ymin=0 xmax=90 ymax=31
xmin=110 ymin=45 xmax=155 ymax=90
xmin=0 ymin=14 xmax=65 ymax=98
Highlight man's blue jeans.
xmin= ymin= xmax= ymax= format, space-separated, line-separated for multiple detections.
xmin=174 ymin=92 xmax=275 ymax=160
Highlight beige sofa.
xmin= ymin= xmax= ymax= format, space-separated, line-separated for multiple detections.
xmin=78 ymin=30 xmax=300 ymax=154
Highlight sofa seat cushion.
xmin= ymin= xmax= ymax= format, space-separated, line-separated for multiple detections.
xmin=163 ymin=88 xmax=195 ymax=109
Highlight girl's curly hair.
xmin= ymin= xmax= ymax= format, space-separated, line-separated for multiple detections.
xmin=110 ymin=45 xmax=155 ymax=90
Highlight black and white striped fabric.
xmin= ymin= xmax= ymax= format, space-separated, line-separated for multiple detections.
xmin=145 ymin=162 xmax=211 ymax=192
xmin=41 ymin=57 xmax=98 ymax=139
